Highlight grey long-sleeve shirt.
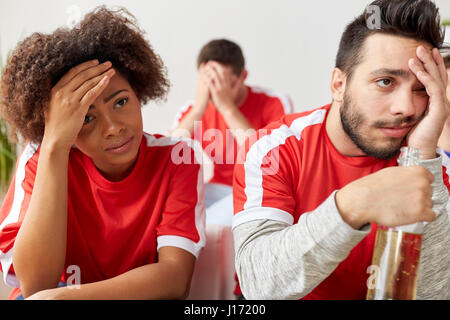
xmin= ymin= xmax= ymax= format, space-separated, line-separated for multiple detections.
xmin=232 ymin=155 xmax=450 ymax=300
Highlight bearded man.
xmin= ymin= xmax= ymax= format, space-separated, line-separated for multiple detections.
xmin=232 ymin=0 xmax=450 ymax=299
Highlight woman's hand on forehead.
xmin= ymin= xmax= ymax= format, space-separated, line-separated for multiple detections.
xmin=42 ymin=60 xmax=115 ymax=152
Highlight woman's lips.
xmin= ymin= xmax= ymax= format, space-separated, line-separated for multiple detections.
xmin=105 ymin=136 xmax=134 ymax=154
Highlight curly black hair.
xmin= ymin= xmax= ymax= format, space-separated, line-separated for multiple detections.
xmin=0 ymin=6 xmax=170 ymax=144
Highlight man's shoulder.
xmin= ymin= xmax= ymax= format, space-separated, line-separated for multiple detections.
xmin=249 ymin=86 xmax=289 ymax=100
xmin=142 ymin=132 xmax=195 ymax=151
xmin=142 ymin=132 xmax=202 ymax=164
xmin=241 ymin=105 xmax=329 ymax=160
xmin=249 ymin=86 xmax=293 ymax=113
xmin=262 ymin=105 xmax=329 ymax=134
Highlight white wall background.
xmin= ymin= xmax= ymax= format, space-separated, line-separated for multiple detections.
xmin=1 ymin=0 xmax=449 ymax=136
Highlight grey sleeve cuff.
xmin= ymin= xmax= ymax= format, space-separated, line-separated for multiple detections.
xmin=419 ymin=154 xmax=449 ymax=217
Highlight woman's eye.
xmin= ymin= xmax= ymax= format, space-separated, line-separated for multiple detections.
xmin=115 ymin=97 xmax=128 ymax=108
xmin=376 ymin=79 xmax=392 ymax=88
xmin=84 ymin=114 xmax=95 ymax=124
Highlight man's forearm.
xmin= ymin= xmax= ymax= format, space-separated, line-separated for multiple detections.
xmin=233 ymin=192 xmax=370 ymax=299
xmin=13 ymin=144 xmax=69 ymax=297
xmin=416 ymin=155 xmax=450 ymax=299
xmin=219 ymin=106 xmax=255 ymax=146
xmin=232 ymin=156 xmax=450 ymax=300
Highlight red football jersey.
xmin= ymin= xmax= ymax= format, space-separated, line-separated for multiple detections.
xmin=0 ymin=133 xmax=205 ymax=299
xmin=232 ymin=104 xmax=450 ymax=299
xmin=173 ymin=86 xmax=293 ymax=186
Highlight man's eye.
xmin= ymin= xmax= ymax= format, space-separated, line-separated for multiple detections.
xmin=115 ymin=97 xmax=128 ymax=108
xmin=414 ymin=87 xmax=427 ymax=92
xmin=84 ymin=114 xmax=95 ymax=124
xmin=376 ymin=79 xmax=392 ymax=88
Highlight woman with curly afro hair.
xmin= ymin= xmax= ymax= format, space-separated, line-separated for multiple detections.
xmin=0 ymin=6 xmax=205 ymax=299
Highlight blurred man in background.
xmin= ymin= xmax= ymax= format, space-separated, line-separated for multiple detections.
xmin=171 ymin=39 xmax=292 ymax=226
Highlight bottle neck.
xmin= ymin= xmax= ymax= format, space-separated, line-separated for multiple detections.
xmin=397 ymin=146 xmax=420 ymax=167
xmin=395 ymin=146 xmax=423 ymax=233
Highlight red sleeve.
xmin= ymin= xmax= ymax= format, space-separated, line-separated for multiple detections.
xmin=232 ymin=127 xmax=298 ymax=228
xmin=156 ymin=140 xmax=206 ymax=258
xmin=0 ymin=144 xmax=39 ymax=286
xmin=171 ymin=102 xmax=194 ymax=131
xmin=262 ymin=95 xmax=293 ymax=127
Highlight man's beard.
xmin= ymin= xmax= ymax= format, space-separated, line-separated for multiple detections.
xmin=339 ymin=92 xmax=417 ymax=160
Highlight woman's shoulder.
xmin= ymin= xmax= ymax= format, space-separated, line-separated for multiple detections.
xmin=141 ymin=132 xmax=203 ymax=168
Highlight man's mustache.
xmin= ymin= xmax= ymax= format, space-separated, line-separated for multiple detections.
xmin=373 ymin=112 xmax=425 ymax=128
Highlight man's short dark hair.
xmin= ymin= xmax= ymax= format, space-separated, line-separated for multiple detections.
xmin=336 ymin=0 xmax=446 ymax=79
xmin=197 ymin=39 xmax=245 ymax=75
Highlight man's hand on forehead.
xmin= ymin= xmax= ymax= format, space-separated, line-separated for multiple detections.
xmin=406 ymin=45 xmax=450 ymax=159
xmin=206 ymin=61 xmax=234 ymax=78
xmin=411 ymin=46 xmax=448 ymax=88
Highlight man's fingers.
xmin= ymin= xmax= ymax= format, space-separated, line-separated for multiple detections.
xmin=433 ymin=48 xmax=449 ymax=86
xmin=207 ymin=61 xmax=229 ymax=82
xmin=422 ymin=208 xmax=437 ymax=222
xmin=412 ymin=165 xmax=435 ymax=183
xmin=205 ymin=64 xmax=221 ymax=81
xmin=417 ymin=46 xmax=444 ymax=86
xmin=54 ymin=60 xmax=99 ymax=90
xmin=409 ymin=58 xmax=442 ymax=98
xmin=199 ymin=68 xmax=214 ymax=90
xmin=205 ymin=66 xmax=221 ymax=90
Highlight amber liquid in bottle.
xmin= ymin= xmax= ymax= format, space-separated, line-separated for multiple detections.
xmin=366 ymin=147 xmax=423 ymax=300
xmin=366 ymin=228 xmax=422 ymax=300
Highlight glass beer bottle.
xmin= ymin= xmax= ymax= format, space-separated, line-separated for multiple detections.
xmin=366 ymin=146 xmax=424 ymax=300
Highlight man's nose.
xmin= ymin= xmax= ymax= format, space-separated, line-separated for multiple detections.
xmin=389 ymin=89 xmax=417 ymax=118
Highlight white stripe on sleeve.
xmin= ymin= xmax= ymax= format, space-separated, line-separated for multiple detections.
xmin=145 ymin=133 xmax=206 ymax=257
xmin=0 ymin=143 xmax=38 ymax=287
xmin=242 ymin=109 xmax=326 ymax=211
xmin=170 ymin=100 xmax=195 ymax=131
